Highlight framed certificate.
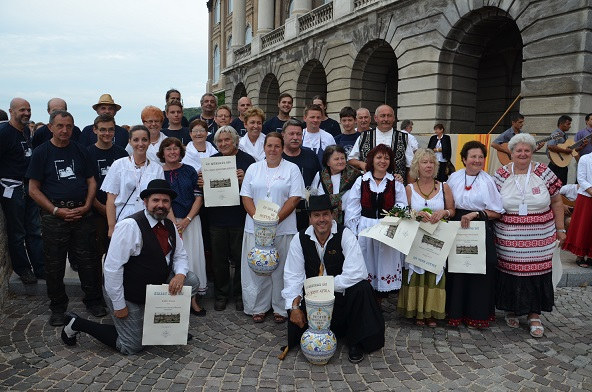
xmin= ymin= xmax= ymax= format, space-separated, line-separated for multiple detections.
xmin=142 ymin=284 xmax=191 ymax=345
xmin=201 ymin=156 xmax=240 ymax=207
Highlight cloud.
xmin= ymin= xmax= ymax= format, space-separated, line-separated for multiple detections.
xmin=0 ymin=0 xmax=210 ymax=127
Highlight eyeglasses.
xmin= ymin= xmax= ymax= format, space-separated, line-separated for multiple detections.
xmin=143 ymin=120 xmax=161 ymax=124
xmin=98 ymin=128 xmax=115 ymax=133
xmin=191 ymin=129 xmax=208 ymax=134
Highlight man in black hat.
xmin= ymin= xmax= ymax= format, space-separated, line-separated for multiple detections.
xmin=59 ymin=179 xmax=202 ymax=355
xmin=281 ymin=194 xmax=385 ymax=363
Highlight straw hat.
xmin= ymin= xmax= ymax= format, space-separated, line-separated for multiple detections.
xmin=92 ymin=94 xmax=122 ymax=111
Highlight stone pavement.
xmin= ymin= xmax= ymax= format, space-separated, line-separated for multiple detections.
xmin=1 ymin=283 xmax=592 ymax=391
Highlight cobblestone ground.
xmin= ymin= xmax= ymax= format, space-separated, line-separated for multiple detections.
xmin=1 ymin=287 xmax=591 ymax=391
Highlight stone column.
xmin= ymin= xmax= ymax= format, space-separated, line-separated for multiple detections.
xmin=292 ymin=0 xmax=312 ymax=15
xmin=257 ymin=0 xmax=275 ymax=34
xmin=333 ymin=0 xmax=354 ymax=20
xmin=232 ymin=0 xmax=246 ymax=49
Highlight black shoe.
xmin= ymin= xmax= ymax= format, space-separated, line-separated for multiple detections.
xmin=61 ymin=312 xmax=79 ymax=346
xmin=87 ymin=304 xmax=108 ymax=317
xmin=214 ymin=299 xmax=227 ymax=311
xmin=19 ymin=270 xmax=38 ymax=284
xmin=187 ymin=333 xmax=193 ymax=342
xmin=191 ymin=307 xmax=206 ymax=317
xmin=348 ymin=344 xmax=365 ymax=364
xmin=235 ymin=299 xmax=244 ymax=312
xmin=49 ymin=312 xmax=65 ymax=326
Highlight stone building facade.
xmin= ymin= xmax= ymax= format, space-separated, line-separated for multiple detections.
xmin=206 ymin=0 xmax=592 ymax=134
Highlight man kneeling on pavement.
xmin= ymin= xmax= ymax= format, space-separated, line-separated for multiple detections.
xmin=60 ymin=179 xmax=202 ymax=354
xmin=282 ymin=194 xmax=385 ymax=363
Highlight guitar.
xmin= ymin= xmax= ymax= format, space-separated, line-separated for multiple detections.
xmin=496 ymin=133 xmax=562 ymax=166
xmin=549 ymin=133 xmax=592 ymax=167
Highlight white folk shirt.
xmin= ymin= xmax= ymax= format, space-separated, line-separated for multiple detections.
xmin=347 ymin=128 xmax=414 ymax=167
xmin=281 ymin=221 xmax=367 ymax=309
xmin=103 ymin=210 xmax=189 ymax=310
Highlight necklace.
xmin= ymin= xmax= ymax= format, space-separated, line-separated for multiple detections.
xmin=265 ymin=159 xmax=283 ymax=199
xmin=464 ymin=171 xmax=479 ymax=190
xmin=417 ymin=179 xmax=436 ymax=206
xmin=372 ymin=175 xmax=384 ymax=181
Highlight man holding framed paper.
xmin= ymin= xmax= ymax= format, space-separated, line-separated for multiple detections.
xmin=59 ymin=179 xmax=201 ymax=354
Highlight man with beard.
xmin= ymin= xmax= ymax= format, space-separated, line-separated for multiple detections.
xmin=0 ymin=98 xmax=45 ymax=284
xmin=59 ymin=179 xmax=201 ymax=354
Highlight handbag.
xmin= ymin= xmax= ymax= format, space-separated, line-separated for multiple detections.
xmin=445 ymin=161 xmax=456 ymax=175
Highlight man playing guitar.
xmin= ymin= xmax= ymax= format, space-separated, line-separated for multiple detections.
xmin=547 ymin=115 xmax=573 ymax=185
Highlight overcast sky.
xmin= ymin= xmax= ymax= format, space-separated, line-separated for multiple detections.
xmin=0 ymin=0 xmax=210 ymax=127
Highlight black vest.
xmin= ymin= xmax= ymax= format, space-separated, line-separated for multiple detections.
xmin=122 ymin=211 xmax=176 ymax=304
xmin=299 ymin=225 xmax=345 ymax=278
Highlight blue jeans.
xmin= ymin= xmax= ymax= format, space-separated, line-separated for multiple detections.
xmin=0 ymin=183 xmax=45 ymax=276
xmin=41 ymin=210 xmax=103 ymax=313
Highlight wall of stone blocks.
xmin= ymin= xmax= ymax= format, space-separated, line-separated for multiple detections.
xmin=221 ymin=0 xmax=592 ymax=144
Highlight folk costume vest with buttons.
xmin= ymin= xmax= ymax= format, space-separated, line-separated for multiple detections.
xmin=358 ymin=129 xmax=408 ymax=180
xmin=299 ymin=225 xmax=345 ymax=278
xmin=360 ymin=178 xmax=397 ymax=219
xmin=123 ymin=211 xmax=176 ymax=304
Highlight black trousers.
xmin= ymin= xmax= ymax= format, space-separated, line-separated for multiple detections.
xmin=287 ymin=280 xmax=385 ymax=352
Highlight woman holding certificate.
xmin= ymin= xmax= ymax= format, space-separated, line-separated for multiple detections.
xmin=158 ymin=137 xmax=207 ymax=315
xmin=102 ymin=126 xmax=165 ymax=237
xmin=397 ymin=148 xmax=455 ymax=327
xmin=240 ymin=132 xmax=305 ymax=324
xmin=344 ymin=145 xmax=407 ymax=304
xmin=446 ymin=141 xmax=504 ymax=329
xmin=493 ymin=133 xmax=564 ymax=338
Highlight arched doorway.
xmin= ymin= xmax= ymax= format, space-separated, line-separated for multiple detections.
xmin=232 ymin=82 xmax=247 ymax=118
xmin=438 ymin=7 xmax=523 ymax=133
xmin=351 ymin=39 xmax=398 ymax=119
xmin=295 ymin=59 xmax=327 ymax=118
xmin=259 ymin=74 xmax=280 ymax=119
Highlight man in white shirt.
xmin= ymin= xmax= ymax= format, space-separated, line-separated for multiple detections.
xmin=59 ymin=179 xmax=201 ymax=355
xmin=302 ymin=104 xmax=336 ymax=165
xmin=282 ymin=195 xmax=385 ymax=363
xmin=347 ymin=105 xmax=413 ymax=183
xmin=400 ymin=119 xmax=419 ymax=153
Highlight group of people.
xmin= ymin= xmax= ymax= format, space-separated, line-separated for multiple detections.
xmin=1 ymin=89 xmax=591 ymax=363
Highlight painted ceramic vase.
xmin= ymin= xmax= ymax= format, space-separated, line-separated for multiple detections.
xmin=247 ymin=218 xmax=279 ymax=276
xmin=300 ymin=296 xmax=337 ymax=365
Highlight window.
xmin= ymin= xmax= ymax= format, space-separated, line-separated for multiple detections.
xmin=214 ymin=0 xmax=220 ymax=24
xmin=213 ymin=45 xmax=220 ymax=83
xmin=228 ymin=0 xmax=233 ymax=14
xmin=245 ymin=24 xmax=252 ymax=44
xmin=287 ymin=0 xmax=294 ymax=18
xmin=227 ymin=35 xmax=233 ymax=53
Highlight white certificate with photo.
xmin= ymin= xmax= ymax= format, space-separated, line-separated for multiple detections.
xmin=447 ymin=221 xmax=486 ymax=274
xmin=201 ymin=156 xmax=240 ymax=207
xmin=142 ymin=284 xmax=191 ymax=346
xmin=406 ymin=221 xmax=459 ymax=274
xmin=359 ymin=219 xmax=420 ymax=255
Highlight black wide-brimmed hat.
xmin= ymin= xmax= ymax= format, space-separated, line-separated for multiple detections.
xmin=306 ymin=194 xmax=335 ymax=212
xmin=139 ymin=179 xmax=177 ymax=200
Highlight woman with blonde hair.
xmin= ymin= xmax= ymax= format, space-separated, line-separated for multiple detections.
xmin=397 ymin=148 xmax=455 ymax=327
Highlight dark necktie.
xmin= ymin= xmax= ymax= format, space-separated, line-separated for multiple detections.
xmin=153 ymin=222 xmax=172 ymax=255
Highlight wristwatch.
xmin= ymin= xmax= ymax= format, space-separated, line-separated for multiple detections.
xmin=291 ymin=305 xmax=300 ymax=310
